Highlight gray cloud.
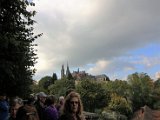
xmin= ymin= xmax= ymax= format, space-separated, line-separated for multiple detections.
xmin=32 ymin=0 xmax=160 ymax=80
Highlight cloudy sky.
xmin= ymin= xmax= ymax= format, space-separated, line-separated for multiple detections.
xmin=31 ymin=0 xmax=160 ymax=80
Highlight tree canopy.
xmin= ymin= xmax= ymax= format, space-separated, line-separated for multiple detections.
xmin=76 ymin=79 xmax=109 ymax=112
xmin=48 ymin=78 xmax=75 ymax=97
xmin=127 ymin=72 xmax=154 ymax=111
xmin=0 ymin=0 xmax=42 ymax=97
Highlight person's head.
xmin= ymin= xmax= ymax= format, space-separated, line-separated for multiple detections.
xmin=63 ymin=92 xmax=83 ymax=115
xmin=27 ymin=97 xmax=35 ymax=105
xmin=10 ymin=98 xmax=23 ymax=118
xmin=59 ymin=96 xmax=64 ymax=105
xmin=37 ymin=92 xmax=47 ymax=103
xmin=45 ymin=95 xmax=57 ymax=106
xmin=13 ymin=97 xmax=23 ymax=105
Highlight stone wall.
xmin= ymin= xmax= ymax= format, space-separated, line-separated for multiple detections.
xmin=84 ymin=111 xmax=127 ymax=120
xmin=84 ymin=112 xmax=99 ymax=120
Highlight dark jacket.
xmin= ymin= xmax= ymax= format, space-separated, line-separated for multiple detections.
xmin=34 ymin=101 xmax=46 ymax=120
xmin=0 ymin=100 xmax=9 ymax=120
xmin=8 ymin=116 xmax=16 ymax=120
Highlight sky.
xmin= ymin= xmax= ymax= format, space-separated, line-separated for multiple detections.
xmin=31 ymin=0 xmax=160 ymax=80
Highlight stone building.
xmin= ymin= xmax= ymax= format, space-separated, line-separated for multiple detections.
xmin=61 ymin=64 xmax=110 ymax=81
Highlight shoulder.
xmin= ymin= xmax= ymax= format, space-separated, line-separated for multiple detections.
xmin=46 ymin=107 xmax=58 ymax=116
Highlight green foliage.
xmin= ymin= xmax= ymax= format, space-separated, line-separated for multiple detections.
xmin=52 ymin=73 xmax=58 ymax=84
xmin=0 ymin=0 xmax=42 ymax=97
xmin=105 ymin=80 xmax=130 ymax=97
xmin=152 ymin=79 xmax=160 ymax=109
xmin=76 ymin=79 xmax=109 ymax=112
xmin=127 ymin=72 xmax=154 ymax=111
xmin=108 ymin=93 xmax=132 ymax=116
xmin=154 ymin=79 xmax=160 ymax=88
xmin=37 ymin=74 xmax=58 ymax=93
xmin=39 ymin=76 xmax=53 ymax=90
xmin=103 ymin=80 xmax=132 ymax=116
xmin=67 ymin=72 xmax=74 ymax=80
xmin=48 ymin=78 xmax=75 ymax=97
xmin=30 ymin=83 xmax=47 ymax=94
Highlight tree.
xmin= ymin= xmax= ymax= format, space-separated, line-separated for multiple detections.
xmin=52 ymin=72 xmax=58 ymax=84
xmin=152 ymin=79 xmax=160 ymax=109
xmin=0 ymin=0 xmax=42 ymax=97
xmin=76 ymin=79 xmax=109 ymax=112
xmin=154 ymin=78 xmax=160 ymax=88
xmin=67 ymin=72 xmax=73 ymax=80
xmin=30 ymin=83 xmax=45 ymax=94
xmin=127 ymin=72 xmax=154 ymax=111
xmin=108 ymin=93 xmax=132 ymax=116
xmin=38 ymin=76 xmax=53 ymax=93
xmin=48 ymin=78 xmax=75 ymax=97
xmin=105 ymin=80 xmax=130 ymax=98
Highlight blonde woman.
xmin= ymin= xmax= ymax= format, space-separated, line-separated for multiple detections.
xmin=59 ymin=92 xmax=85 ymax=120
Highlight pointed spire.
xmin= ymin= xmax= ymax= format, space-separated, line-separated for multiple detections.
xmin=66 ymin=62 xmax=73 ymax=79
xmin=66 ymin=62 xmax=70 ymax=77
xmin=61 ymin=64 xmax=65 ymax=79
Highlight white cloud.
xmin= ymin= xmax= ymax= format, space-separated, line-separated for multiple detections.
xmin=87 ymin=60 xmax=110 ymax=75
xmin=35 ymin=53 xmax=49 ymax=72
xmin=155 ymin=72 xmax=160 ymax=79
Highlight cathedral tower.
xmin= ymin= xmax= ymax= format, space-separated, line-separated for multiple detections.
xmin=66 ymin=63 xmax=70 ymax=77
xmin=61 ymin=64 xmax=65 ymax=79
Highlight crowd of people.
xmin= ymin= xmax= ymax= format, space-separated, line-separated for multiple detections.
xmin=0 ymin=90 xmax=86 ymax=120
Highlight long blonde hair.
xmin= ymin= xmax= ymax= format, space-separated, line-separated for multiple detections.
xmin=63 ymin=92 xmax=84 ymax=116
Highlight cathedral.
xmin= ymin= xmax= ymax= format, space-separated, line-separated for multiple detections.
xmin=61 ymin=64 xmax=110 ymax=81
xmin=61 ymin=64 xmax=87 ymax=79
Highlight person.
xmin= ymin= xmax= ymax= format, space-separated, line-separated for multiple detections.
xmin=56 ymin=96 xmax=64 ymax=114
xmin=0 ymin=93 xmax=9 ymax=120
xmin=16 ymin=97 xmax=39 ymax=120
xmin=59 ymin=92 xmax=86 ymax=120
xmin=9 ymin=97 xmax=23 ymax=120
xmin=44 ymin=95 xmax=59 ymax=120
xmin=34 ymin=92 xmax=47 ymax=120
